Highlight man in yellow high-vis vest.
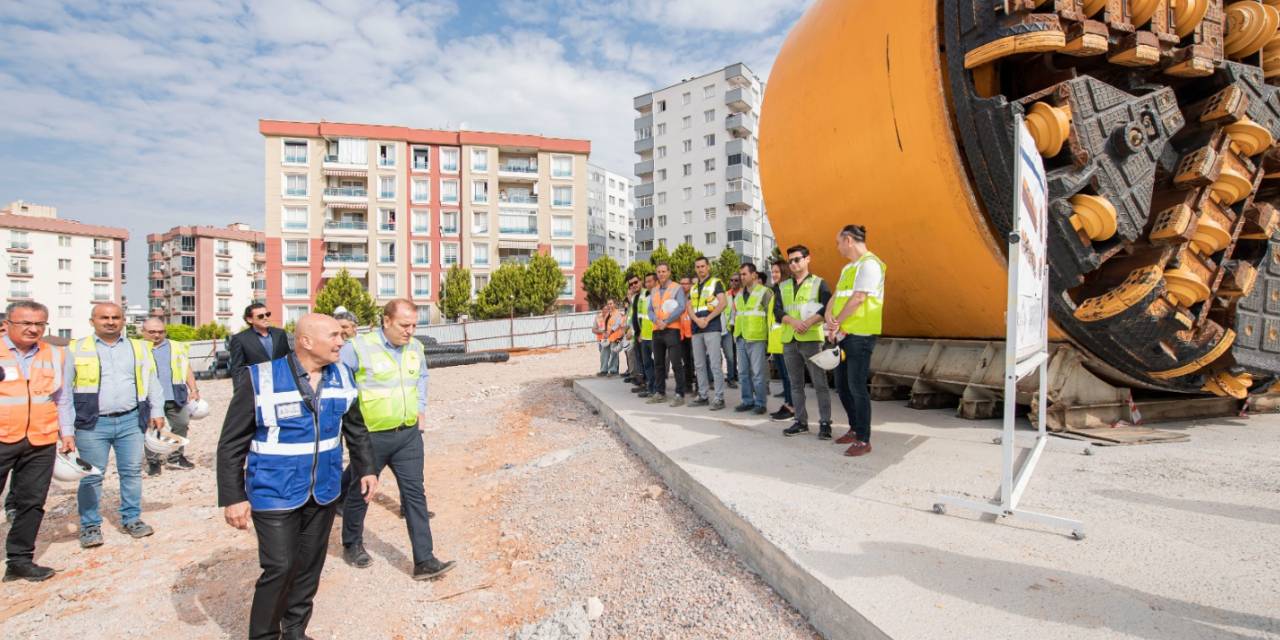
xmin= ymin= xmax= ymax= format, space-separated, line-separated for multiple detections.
xmin=141 ymin=318 xmax=200 ymax=475
xmin=825 ymin=225 xmax=886 ymax=457
xmin=777 ymin=245 xmax=834 ymax=440
xmin=730 ymin=263 xmax=773 ymax=415
xmin=634 ymin=272 xmax=658 ymax=398
xmin=338 ymin=299 xmax=455 ymax=581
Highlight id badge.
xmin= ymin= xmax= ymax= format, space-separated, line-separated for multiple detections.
xmin=276 ymin=402 xmax=303 ymax=420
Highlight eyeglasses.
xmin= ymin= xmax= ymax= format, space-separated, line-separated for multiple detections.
xmin=254 ymin=312 xmax=272 ymax=320
xmin=6 ymin=321 xmax=47 ymax=330
xmin=788 ymin=257 xmax=805 ymax=264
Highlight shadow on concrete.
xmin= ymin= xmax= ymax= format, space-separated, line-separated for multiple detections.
xmin=804 ymin=542 xmax=1279 ymax=640
xmin=1095 ymin=488 xmax=1280 ymax=527
xmin=170 ymin=546 xmax=257 ymax=638
xmin=327 ymin=509 xmax=414 ymax=575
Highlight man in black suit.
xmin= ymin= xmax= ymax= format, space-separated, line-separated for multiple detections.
xmin=228 ymin=303 xmax=292 ymax=379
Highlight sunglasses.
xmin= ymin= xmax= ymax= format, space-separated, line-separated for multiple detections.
xmin=788 ymin=256 xmax=805 ymax=264
xmin=254 ymin=312 xmax=272 ymax=319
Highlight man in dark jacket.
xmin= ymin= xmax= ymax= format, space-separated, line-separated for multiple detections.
xmin=217 ymin=313 xmax=377 ymax=640
xmin=228 ymin=303 xmax=292 ymax=379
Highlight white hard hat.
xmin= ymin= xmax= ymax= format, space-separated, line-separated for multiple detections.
xmin=810 ymin=346 xmax=843 ymax=371
xmin=53 ymin=450 xmax=102 ymax=483
xmin=145 ymin=429 xmax=189 ymax=456
xmin=662 ymin=299 xmax=678 ymax=314
xmin=619 ymin=338 xmax=632 ymax=352
xmin=800 ymin=302 xmax=825 ymax=318
xmin=184 ymin=398 xmax=211 ymax=421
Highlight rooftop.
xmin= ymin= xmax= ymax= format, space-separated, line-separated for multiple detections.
xmin=259 ymin=119 xmax=591 ymax=155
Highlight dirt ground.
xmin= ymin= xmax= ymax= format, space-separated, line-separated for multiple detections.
xmin=0 ymin=345 xmax=818 ymax=639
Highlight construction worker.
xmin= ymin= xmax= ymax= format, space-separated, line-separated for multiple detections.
xmin=826 ymin=224 xmax=886 ymax=457
xmin=217 ymin=313 xmax=377 ymax=640
xmin=0 ymin=302 xmax=70 ymax=582
xmin=593 ymin=299 xmax=626 ymax=377
xmin=646 ymin=263 xmax=689 ymax=406
xmin=634 ymin=273 xmax=658 ymax=398
xmin=768 ymin=261 xmax=795 ymax=422
xmin=333 ymin=307 xmax=359 ymax=340
xmin=678 ymin=275 xmax=697 ymax=394
xmin=339 ymin=299 xmax=455 ymax=581
xmin=731 ymin=264 xmax=773 ymax=415
xmin=622 ymin=277 xmax=643 ymax=385
xmin=689 ymin=257 xmax=727 ymax=410
xmin=777 ymin=246 xmax=834 ymax=439
xmin=140 ymin=318 xmax=199 ymax=475
xmin=229 ymin=303 xmax=292 ymax=379
xmin=59 ymin=302 xmax=165 ymax=548
xmin=722 ymin=272 xmax=741 ymax=389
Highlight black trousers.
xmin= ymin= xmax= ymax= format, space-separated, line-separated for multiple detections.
xmin=341 ymin=427 xmax=434 ymax=566
xmin=682 ymin=337 xmax=695 ymax=390
xmin=651 ymin=329 xmax=687 ymax=396
xmin=0 ymin=439 xmax=55 ymax=566
xmin=249 ymin=498 xmax=336 ymax=640
xmin=835 ymin=334 xmax=877 ymax=442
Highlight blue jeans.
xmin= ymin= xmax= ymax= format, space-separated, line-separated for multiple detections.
xmin=76 ymin=408 xmax=145 ymax=528
xmin=640 ymin=340 xmax=656 ymax=393
xmin=721 ymin=332 xmax=738 ymax=383
xmin=598 ymin=343 xmax=619 ymax=374
xmin=772 ymin=353 xmax=793 ymax=406
xmin=736 ymin=338 xmax=768 ymax=408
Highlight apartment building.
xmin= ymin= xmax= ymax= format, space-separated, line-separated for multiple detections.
xmin=146 ymin=223 xmax=266 ymax=330
xmin=587 ymin=164 xmax=636 ymax=265
xmin=0 ymin=200 xmax=128 ymax=339
xmin=260 ymin=120 xmax=591 ymax=325
xmin=633 ymin=62 xmax=774 ymax=264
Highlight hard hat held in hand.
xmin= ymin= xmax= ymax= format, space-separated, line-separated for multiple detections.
xmin=53 ymin=450 xmax=102 ymax=483
xmin=810 ymin=346 xmax=843 ymax=371
xmin=662 ymin=299 xmax=678 ymax=314
xmin=145 ymin=429 xmax=190 ymax=456
xmin=800 ymin=302 xmax=825 ymax=318
xmin=184 ymin=399 xmax=211 ymax=420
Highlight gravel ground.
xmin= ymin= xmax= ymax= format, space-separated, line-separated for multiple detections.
xmin=0 ymin=345 xmax=818 ymax=639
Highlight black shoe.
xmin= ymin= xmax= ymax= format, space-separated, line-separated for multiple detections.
xmin=167 ymin=454 xmax=195 ymax=470
xmin=638 ymin=391 xmax=652 ymax=398
xmin=123 ymin=520 xmax=154 ymax=538
xmin=146 ymin=460 xmax=163 ymax=476
xmin=752 ymin=406 xmax=767 ymax=415
xmin=727 ymin=380 xmax=738 ymax=389
xmin=770 ymin=406 xmax=795 ymax=422
xmin=3 ymin=562 xmax=55 ymax=583
xmin=733 ymin=403 xmax=753 ymax=412
xmin=818 ymin=422 xmax=833 ymax=440
xmin=689 ymin=397 xmax=710 ymax=407
xmin=783 ymin=422 xmax=809 ymax=437
xmin=343 ymin=543 xmax=373 ymax=569
xmin=413 ymin=557 xmax=456 ymax=581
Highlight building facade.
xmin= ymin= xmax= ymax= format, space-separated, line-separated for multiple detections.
xmin=260 ymin=120 xmax=591 ymax=325
xmin=633 ymin=62 xmax=774 ymax=264
xmin=0 ymin=200 xmax=129 ymax=339
xmin=146 ymin=223 xmax=266 ymax=330
xmin=587 ymin=164 xmax=635 ymax=266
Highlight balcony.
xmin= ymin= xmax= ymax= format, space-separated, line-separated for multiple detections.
xmin=217 ymin=289 xmax=233 ymax=296
xmin=726 ymin=163 xmax=749 ymax=181
xmin=634 ymin=137 xmax=654 ymax=153
xmin=7 ymin=266 xmax=31 ymax=278
xmin=726 ymin=138 xmax=748 ymax=157
xmin=439 ymin=224 xmax=459 ymax=235
xmin=378 ymin=222 xmax=397 ymax=234
xmin=726 ymin=112 xmax=755 ymax=137
xmin=498 ymin=159 xmax=539 ymax=181
xmin=498 ymin=223 xmax=538 ymax=237
xmin=7 ymin=242 xmax=31 ymax=252
xmin=150 ymin=288 xmax=164 ymax=299
xmin=323 ymin=187 xmax=368 ymax=203
xmin=634 ymin=113 xmax=653 ymax=132
xmin=725 ymin=189 xmax=750 ymax=209
xmin=498 ymin=193 xmax=538 ymax=207
xmin=634 ymin=204 xmax=654 ymax=218
xmin=378 ymin=254 xmax=396 ymax=265
xmin=725 ymin=87 xmax=754 ymax=113
xmin=323 ymin=155 xmax=367 ymax=171
xmin=633 ymin=182 xmax=655 ymax=199
xmin=634 ymin=160 xmax=654 ymax=176
xmin=324 ymin=253 xmax=369 ymax=266
xmin=634 ymin=93 xmax=653 ymax=112
xmin=283 ymin=255 xmax=309 ymax=265
xmin=724 ymin=63 xmax=748 ymax=85
xmin=93 ymin=248 xmax=112 ymax=258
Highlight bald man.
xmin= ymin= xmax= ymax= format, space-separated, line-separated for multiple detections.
xmin=217 ymin=313 xmax=377 ymax=640
xmin=59 ymin=303 xmax=166 ymax=549
xmin=141 ymin=319 xmax=200 ymax=475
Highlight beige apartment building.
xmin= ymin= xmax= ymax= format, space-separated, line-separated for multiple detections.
xmin=146 ymin=223 xmax=267 ymax=330
xmin=259 ymin=120 xmax=591 ymax=324
xmin=0 ymin=200 xmax=128 ymax=339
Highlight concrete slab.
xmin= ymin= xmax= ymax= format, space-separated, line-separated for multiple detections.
xmin=574 ymin=377 xmax=1280 ymax=640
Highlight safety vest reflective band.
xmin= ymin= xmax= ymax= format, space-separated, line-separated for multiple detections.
xmin=767 ymin=303 xmax=784 ymax=355
xmin=71 ymin=337 xmax=155 ymax=430
xmin=722 ymin=291 xmax=738 ymax=328
xmin=832 ymin=252 xmax=887 ymax=336
xmin=780 ymin=276 xmax=824 ymax=343
xmin=247 ymin=357 xmax=357 ymax=511
xmin=690 ymin=277 xmax=722 ymax=315
xmin=164 ymin=341 xmax=191 ymax=407
xmin=733 ymin=286 xmax=769 ymax=342
xmin=0 ymin=340 xmax=65 ymax=446
xmin=638 ymin=294 xmax=654 ymax=340
xmin=351 ymin=331 xmax=424 ymax=432
xmin=594 ymin=311 xmax=626 ymax=343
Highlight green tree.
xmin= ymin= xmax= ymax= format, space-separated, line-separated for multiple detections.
xmin=472 ymin=263 xmax=524 ymax=319
xmin=713 ymin=246 xmax=741 ymax=285
xmin=166 ymin=324 xmax=197 ymax=342
xmin=650 ymin=245 xmax=671 ymax=269
xmin=770 ymin=245 xmax=784 ymax=265
xmin=520 ymin=253 xmax=566 ymax=316
xmin=669 ymin=242 xmax=701 ymax=280
xmin=312 ymin=268 xmax=378 ymax=324
xmin=439 ymin=265 xmax=473 ymax=321
xmin=582 ymin=255 xmax=625 ymax=310
xmin=193 ymin=321 xmax=229 ymax=341
xmin=624 ymin=259 xmax=654 ymax=283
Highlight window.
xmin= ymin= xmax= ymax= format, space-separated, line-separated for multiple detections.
xmin=657 ymin=192 xmax=667 ymax=204
xmin=442 ymin=243 xmax=459 ymax=266
xmin=657 ymin=168 xmax=667 ymax=181
xmin=217 ymin=298 xmax=231 ymax=314
xmin=285 ymin=305 xmax=308 ymax=324
xmin=704 ymin=183 xmax=716 ymax=196
xmin=473 ymin=242 xmax=490 ymax=266
xmin=441 ymin=179 xmax=459 ymax=204
xmin=728 ymin=153 xmax=754 ymax=168
xmin=704 ymin=134 xmax=716 ymax=147
xmin=378 ymin=143 xmax=396 ymax=167
xmin=682 ymin=187 xmax=692 ymax=201
xmin=683 ymin=234 xmax=693 ymax=245
xmin=500 ymin=210 xmax=537 ymax=235
xmin=215 ymin=239 xmax=230 ymax=255
xmin=378 ymin=208 xmax=397 ymax=232
xmin=283 ymin=140 xmax=307 ymax=164
xmin=179 ymin=294 xmax=195 ymax=311
xmin=705 ymin=232 xmax=717 ymax=244
xmin=705 ymin=207 xmax=717 ymax=220
xmin=682 ymin=139 xmax=692 ymax=153
xmin=327 ymin=137 xmax=367 ymax=165
xmin=93 ymin=261 xmax=110 ymax=278
xmin=283 ymin=206 xmax=308 ymax=230
xmin=413 ymin=273 xmax=431 ymax=298
xmin=284 ymin=273 xmax=309 ymax=296
xmin=636 ymin=127 xmax=651 ymax=141
xmin=378 ymin=176 xmax=396 ymax=200
xmin=552 ymin=155 xmax=573 ymax=178
xmin=58 ymin=235 xmax=71 ymax=248
xmin=284 ymin=240 xmax=308 ymax=263
xmin=441 ymin=211 xmax=459 ymax=235
xmin=58 ymin=305 xmax=72 ymax=318
xmin=92 ymin=283 xmax=110 ymax=301
xmin=608 ymin=195 xmax=616 ymax=206
xmin=552 ymin=245 xmax=573 ymax=267
xmin=217 ymin=258 xmax=230 ymax=274
xmin=681 ymin=91 xmax=691 ymax=105
xmin=378 ymin=273 xmax=396 ymax=297
xmin=180 ymin=255 xmax=196 ymax=272
xmin=637 ymin=195 xmax=652 ymax=207
xmin=411 ymin=209 xmax=430 ymax=234
xmin=59 ymin=282 xmax=72 ymax=294
xmin=58 ymin=259 xmax=71 ymax=271
xmin=552 ymin=216 xmax=574 ymax=238
xmin=657 ymin=99 xmax=667 ymax=112
xmin=417 ymin=305 xmax=431 ymax=325
xmin=92 ymin=238 xmax=112 ymax=256
xmin=607 ymin=178 xmax=616 ymax=188
xmin=552 ymin=186 xmax=573 ymax=207
xmin=704 ymin=84 xmax=716 ymax=98
xmin=471 ymin=148 xmax=488 ymax=172
xmin=412 ymin=179 xmax=430 ymax=203
xmin=441 ymin=148 xmax=460 ymax=172
xmin=682 ymin=116 xmax=691 ymax=129
xmin=179 ymin=275 xmax=196 ymax=291
xmin=560 ymin=275 xmax=575 ymax=298
xmin=657 ymin=215 xmax=667 ymax=227
xmin=704 ymin=109 xmax=715 ymax=123
xmin=704 ymin=158 xmax=716 ymax=172
xmin=379 ymin=240 xmax=396 ymax=264
xmin=9 ymin=280 xmax=30 ymax=299
xmin=472 ymin=211 xmax=489 ymax=235
xmin=217 ymin=277 xmax=231 ymax=293
xmin=9 ymin=257 xmax=29 ymax=274
xmin=682 ymin=163 xmax=692 ymax=177
xmin=682 ymin=210 xmax=692 ymax=224
xmin=285 ymin=174 xmax=307 ymax=197
xmin=412 ymin=242 xmax=430 ymax=266
xmin=472 ymin=180 xmax=489 ymax=204
xmin=412 ymin=146 xmax=431 ymax=171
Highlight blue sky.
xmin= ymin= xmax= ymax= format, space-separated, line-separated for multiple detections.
xmin=0 ymin=0 xmax=809 ymax=304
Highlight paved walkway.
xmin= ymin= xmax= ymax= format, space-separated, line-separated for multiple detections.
xmin=575 ymin=376 xmax=1280 ymax=640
